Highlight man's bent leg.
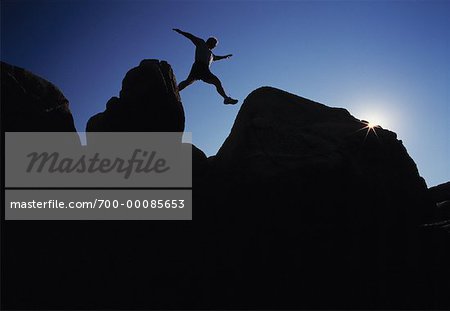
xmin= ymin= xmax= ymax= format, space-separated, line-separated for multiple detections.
xmin=178 ymin=77 xmax=195 ymax=91
xmin=204 ymin=74 xmax=238 ymax=105
xmin=203 ymin=74 xmax=228 ymax=99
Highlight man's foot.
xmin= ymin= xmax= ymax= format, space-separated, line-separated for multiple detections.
xmin=224 ymin=97 xmax=238 ymax=105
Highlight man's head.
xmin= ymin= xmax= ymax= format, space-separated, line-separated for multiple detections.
xmin=206 ymin=37 xmax=218 ymax=49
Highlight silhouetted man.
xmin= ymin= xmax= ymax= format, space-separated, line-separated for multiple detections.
xmin=173 ymin=28 xmax=238 ymax=105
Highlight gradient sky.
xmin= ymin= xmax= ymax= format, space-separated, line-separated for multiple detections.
xmin=1 ymin=0 xmax=449 ymax=186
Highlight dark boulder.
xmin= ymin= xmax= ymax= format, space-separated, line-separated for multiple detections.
xmin=429 ymin=181 xmax=450 ymax=204
xmin=1 ymin=61 xmax=78 ymax=135
xmin=86 ymin=59 xmax=185 ymax=135
xmin=1 ymin=62 xmax=81 ymax=309
xmin=429 ymin=181 xmax=450 ymax=223
xmin=214 ymin=87 xmax=433 ymax=225
xmin=191 ymin=143 xmax=209 ymax=178
xmin=3 ymin=58 xmax=449 ymax=309
xmin=201 ymin=87 xmax=441 ymax=308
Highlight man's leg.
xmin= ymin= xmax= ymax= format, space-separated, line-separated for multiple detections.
xmin=178 ymin=77 xmax=196 ymax=91
xmin=203 ymin=74 xmax=238 ymax=105
xmin=203 ymin=74 xmax=228 ymax=99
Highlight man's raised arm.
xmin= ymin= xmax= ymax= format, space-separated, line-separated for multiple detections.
xmin=173 ymin=28 xmax=202 ymax=45
xmin=213 ymin=54 xmax=233 ymax=61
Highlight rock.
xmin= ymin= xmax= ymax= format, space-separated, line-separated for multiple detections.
xmin=214 ymin=87 xmax=432 ymax=223
xmin=4 ymin=59 xmax=449 ymax=308
xmin=1 ymin=62 xmax=81 ymax=308
xmin=201 ymin=87 xmax=440 ymax=307
xmin=86 ymin=59 xmax=185 ymax=135
xmin=429 ymin=181 xmax=450 ymax=204
xmin=218 ymin=87 xmax=390 ymax=173
xmin=191 ymin=143 xmax=209 ymax=178
xmin=1 ymin=61 xmax=78 ymax=134
xmin=429 ymin=181 xmax=450 ymax=223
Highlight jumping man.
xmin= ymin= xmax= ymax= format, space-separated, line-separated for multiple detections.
xmin=173 ymin=28 xmax=238 ymax=105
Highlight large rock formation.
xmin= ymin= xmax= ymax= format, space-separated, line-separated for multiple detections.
xmin=1 ymin=62 xmax=80 ymax=309
xmin=214 ymin=87 xmax=433 ymax=225
xmin=1 ymin=61 xmax=78 ymax=134
xmin=429 ymin=181 xmax=450 ymax=223
xmin=86 ymin=59 xmax=185 ymax=134
xmin=199 ymin=87 xmax=444 ymax=308
xmin=430 ymin=181 xmax=450 ymax=205
xmin=3 ymin=61 xmax=449 ymax=309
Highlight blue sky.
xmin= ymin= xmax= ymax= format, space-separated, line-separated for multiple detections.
xmin=1 ymin=0 xmax=449 ymax=186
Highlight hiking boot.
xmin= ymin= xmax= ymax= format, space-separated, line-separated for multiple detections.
xmin=224 ymin=97 xmax=238 ymax=105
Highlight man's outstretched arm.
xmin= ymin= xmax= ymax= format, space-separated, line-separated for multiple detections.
xmin=173 ymin=28 xmax=202 ymax=45
xmin=213 ymin=54 xmax=233 ymax=61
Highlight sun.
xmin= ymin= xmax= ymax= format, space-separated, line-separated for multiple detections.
xmin=355 ymin=118 xmax=382 ymax=141
xmin=357 ymin=120 xmax=380 ymax=141
xmin=367 ymin=121 xmax=377 ymax=129
xmin=349 ymin=88 xmax=401 ymax=136
xmin=366 ymin=121 xmax=381 ymax=130
xmin=365 ymin=115 xmax=384 ymax=129
xmin=359 ymin=110 xmax=390 ymax=130
xmin=353 ymin=102 xmax=394 ymax=130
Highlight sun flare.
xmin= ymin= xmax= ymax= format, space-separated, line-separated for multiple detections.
xmin=359 ymin=110 xmax=389 ymax=130
xmin=357 ymin=120 xmax=380 ymax=141
xmin=353 ymin=102 xmax=394 ymax=131
xmin=367 ymin=121 xmax=377 ymax=129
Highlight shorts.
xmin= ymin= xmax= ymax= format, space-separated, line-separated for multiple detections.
xmin=187 ymin=62 xmax=216 ymax=82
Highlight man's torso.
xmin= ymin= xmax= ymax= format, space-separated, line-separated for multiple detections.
xmin=195 ymin=41 xmax=213 ymax=66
